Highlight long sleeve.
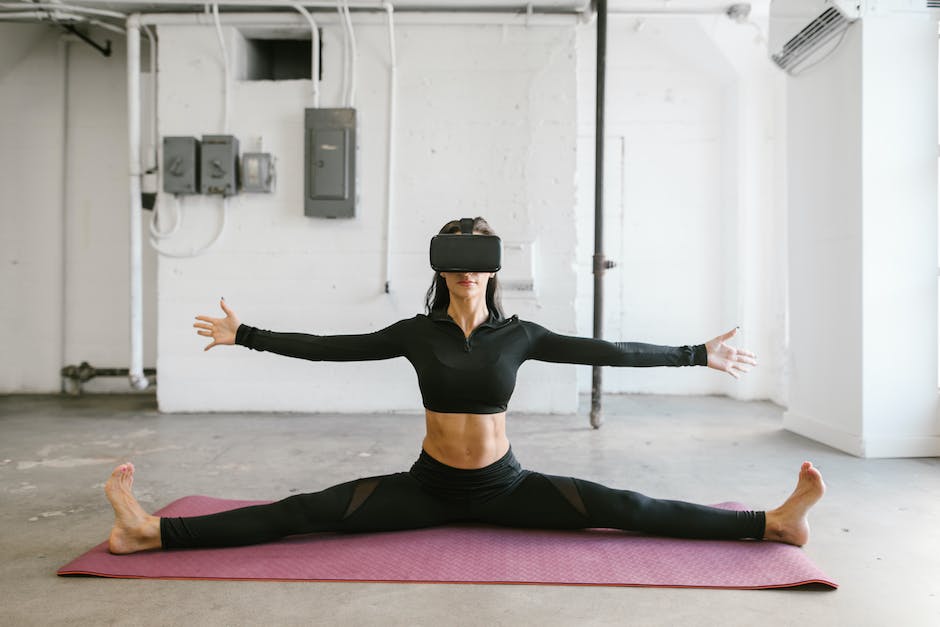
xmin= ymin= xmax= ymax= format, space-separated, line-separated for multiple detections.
xmin=235 ymin=318 xmax=411 ymax=362
xmin=522 ymin=321 xmax=706 ymax=367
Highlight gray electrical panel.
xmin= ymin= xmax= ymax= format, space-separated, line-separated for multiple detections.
xmin=201 ymin=135 xmax=239 ymax=196
xmin=304 ymin=108 xmax=357 ymax=218
xmin=162 ymin=136 xmax=200 ymax=195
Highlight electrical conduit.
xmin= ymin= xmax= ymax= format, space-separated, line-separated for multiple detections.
xmin=126 ymin=14 xmax=148 ymax=390
xmin=383 ymin=0 xmax=396 ymax=292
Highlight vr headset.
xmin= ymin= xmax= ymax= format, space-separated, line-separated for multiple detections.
xmin=429 ymin=218 xmax=502 ymax=273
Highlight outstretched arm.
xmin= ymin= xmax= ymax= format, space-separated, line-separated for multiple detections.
xmin=524 ymin=322 xmax=757 ymax=378
xmin=193 ymin=299 xmax=408 ymax=362
xmin=523 ymin=322 xmax=706 ymax=367
xmin=194 ymin=299 xmax=240 ymax=351
xmin=703 ymin=327 xmax=757 ymax=379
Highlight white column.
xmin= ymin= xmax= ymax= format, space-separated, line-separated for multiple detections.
xmin=785 ymin=12 xmax=940 ymax=458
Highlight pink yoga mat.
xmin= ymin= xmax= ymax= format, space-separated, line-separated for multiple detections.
xmin=58 ymin=496 xmax=836 ymax=589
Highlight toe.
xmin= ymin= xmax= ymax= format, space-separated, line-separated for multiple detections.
xmin=119 ymin=463 xmax=135 ymax=486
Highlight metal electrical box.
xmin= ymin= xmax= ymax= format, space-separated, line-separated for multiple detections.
xmin=200 ymin=135 xmax=239 ymax=196
xmin=304 ymin=108 xmax=357 ymax=218
xmin=162 ymin=137 xmax=200 ymax=195
xmin=241 ymin=153 xmax=275 ymax=193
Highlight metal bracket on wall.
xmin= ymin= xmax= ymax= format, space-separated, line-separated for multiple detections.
xmin=59 ymin=24 xmax=112 ymax=57
xmin=60 ymin=362 xmax=157 ymax=395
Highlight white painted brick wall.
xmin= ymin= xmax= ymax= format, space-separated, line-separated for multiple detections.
xmin=155 ymin=20 xmax=580 ymax=413
xmin=1 ymin=14 xmax=790 ymax=409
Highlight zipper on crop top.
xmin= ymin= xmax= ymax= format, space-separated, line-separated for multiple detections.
xmin=458 ymin=325 xmax=475 ymax=353
xmin=431 ymin=311 xmax=513 ymax=353
xmin=462 ymin=324 xmax=492 ymax=353
xmin=436 ymin=317 xmax=478 ymax=353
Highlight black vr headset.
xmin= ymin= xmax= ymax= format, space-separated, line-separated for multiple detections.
xmin=429 ymin=218 xmax=502 ymax=273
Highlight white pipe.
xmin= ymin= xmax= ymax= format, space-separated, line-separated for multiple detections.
xmin=287 ymin=1 xmax=320 ymax=107
xmin=136 ymin=11 xmax=577 ymax=27
xmin=211 ymin=2 xmax=230 ymax=133
xmin=336 ymin=1 xmax=348 ymax=106
xmin=87 ymin=18 xmax=127 ymax=34
xmin=608 ymin=9 xmax=733 ymax=16
xmin=0 ymin=12 xmax=127 ymax=31
xmin=59 ymin=37 xmax=71 ymax=392
xmin=382 ymin=0 xmax=396 ymax=293
xmin=4 ymin=7 xmax=593 ymax=27
xmin=126 ymin=14 xmax=149 ymax=390
xmin=142 ymin=24 xmax=157 ymax=170
xmin=0 ymin=3 xmax=126 ymax=19
xmin=0 ymin=10 xmax=82 ymax=19
xmin=577 ymin=0 xmax=593 ymax=24
xmin=67 ymin=0 xmax=387 ymax=9
xmin=340 ymin=0 xmax=358 ymax=106
xmin=59 ymin=0 xmax=590 ymax=11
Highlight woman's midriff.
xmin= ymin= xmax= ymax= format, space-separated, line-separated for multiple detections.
xmin=422 ymin=410 xmax=510 ymax=469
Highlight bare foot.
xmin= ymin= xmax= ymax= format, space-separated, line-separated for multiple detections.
xmin=763 ymin=461 xmax=826 ymax=546
xmin=104 ymin=463 xmax=162 ymax=554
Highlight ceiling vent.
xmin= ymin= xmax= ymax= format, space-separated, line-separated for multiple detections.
xmin=769 ymin=1 xmax=861 ymax=73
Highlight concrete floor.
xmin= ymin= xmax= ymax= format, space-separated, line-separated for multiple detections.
xmin=1 ymin=393 xmax=938 ymax=626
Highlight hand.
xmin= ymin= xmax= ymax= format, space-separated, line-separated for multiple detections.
xmin=193 ymin=298 xmax=241 ymax=351
xmin=704 ymin=328 xmax=757 ymax=379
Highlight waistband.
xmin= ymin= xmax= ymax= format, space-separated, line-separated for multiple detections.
xmin=409 ymin=447 xmax=528 ymax=502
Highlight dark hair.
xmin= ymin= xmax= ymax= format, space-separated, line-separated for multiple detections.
xmin=424 ymin=216 xmax=504 ymax=318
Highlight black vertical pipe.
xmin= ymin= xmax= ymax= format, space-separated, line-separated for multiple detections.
xmin=590 ymin=0 xmax=607 ymax=429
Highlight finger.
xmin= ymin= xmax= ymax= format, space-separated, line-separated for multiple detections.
xmin=204 ymin=341 xmax=217 ymax=351
xmin=736 ymin=348 xmax=757 ymax=358
xmin=220 ymin=299 xmax=233 ymax=316
xmin=718 ymin=327 xmax=739 ymax=342
xmin=196 ymin=330 xmax=212 ymax=337
xmin=736 ymin=355 xmax=758 ymax=366
xmin=194 ymin=315 xmax=218 ymax=324
xmin=193 ymin=322 xmax=214 ymax=330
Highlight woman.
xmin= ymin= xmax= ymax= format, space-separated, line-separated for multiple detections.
xmin=105 ymin=217 xmax=824 ymax=554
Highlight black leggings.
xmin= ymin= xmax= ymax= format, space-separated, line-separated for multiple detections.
xmin=161 ymin=448 xmax=765 ymax=549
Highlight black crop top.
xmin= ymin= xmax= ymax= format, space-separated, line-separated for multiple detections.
xmin=235 ymin=310 xmax=707 ymax=414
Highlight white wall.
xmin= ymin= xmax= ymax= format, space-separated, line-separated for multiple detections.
xmin=575 ymin=14 xmax=788 ymax=402
xmin=859 ymin=13 xmax=939 ymax=456
xmin=784 ymin=10 xmax=940 ymax=458
xmin=0 ymin=23 xmax=46 ymax=80
xmin=0 ymin=11 xmax=795 ymax=411
xmin=154 ymin=15 xmax=581 ymax=413
xmin=0 ymin=24 xmax=158 ymax=394
xmin=784 ymin=22 xmax=865 ymax=452
xmin=1 ymin=26 xmax=63 ymax=393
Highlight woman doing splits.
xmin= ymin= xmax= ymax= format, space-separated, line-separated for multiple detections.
xmin=105 ymin=217 xmax=825 ymax=554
